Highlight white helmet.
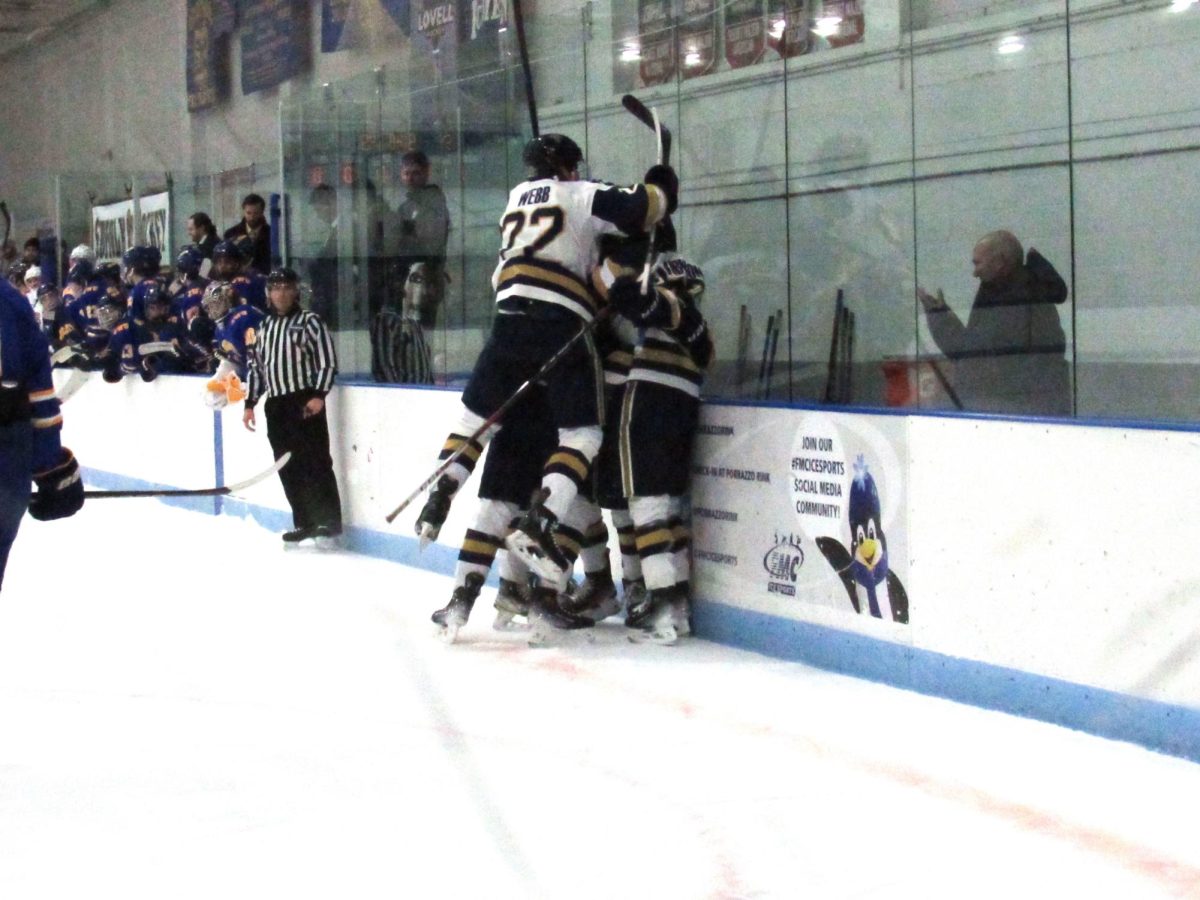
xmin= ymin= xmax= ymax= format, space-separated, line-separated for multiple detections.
xmin=69 ymin=244 xmax=96 ymax=265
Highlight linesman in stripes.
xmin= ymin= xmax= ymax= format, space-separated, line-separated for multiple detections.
xmin=243 ymin=267 xmax=343 ymax=545
xmin=370 ymin=260 xmax=434 ymax=385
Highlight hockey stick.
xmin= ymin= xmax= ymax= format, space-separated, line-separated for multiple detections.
xmin=138 ymin=341 xmax=179 ymax=357
xmin=764 ymin=310 xmax=781 ymax=400
xmin=512 ymin=0 xmax=538 ymax=137
xmin=84 ymin=452 xmax=291 ymax=499
xmin=621 ymin=94 xmax=672 ymax=165
xmin=55 ymin=368 xmax=89 ymax=404
xmin=0 ymin=201 xmax=10 ymax=253
xmin=384 ymin=317 xmax=605 ymax=524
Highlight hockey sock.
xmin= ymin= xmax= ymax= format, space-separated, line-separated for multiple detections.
xmin=438 ymin=408 xmax=499 ymax=488
xmin=578 ymin=504 xmax=612 ymax=576
xmin=541 ymin=425 xmax=603 ymax=520
xmin=630 ymin=494 xmax=675 ymax=591
xmin=610 ymin=507 xmax=642 ymax=583
xmin=453 ymin=500 xmax=517 ymax=586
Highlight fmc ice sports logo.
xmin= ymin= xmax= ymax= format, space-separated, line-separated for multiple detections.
xmin=763 ymin=531 xmax=805 ymax=596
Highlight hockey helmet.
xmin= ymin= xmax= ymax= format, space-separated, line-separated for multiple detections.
xmin=266 ymin=266 xmax=300 ymax=287
xmin=653 ymin=255 xmax=705 ymax=304
xmin=67 ymin=258 xmax=95 ymax=284
xmin=522 ymin=133 xmax=583 ymax=179
xmin=176 ymin=244 xmax=204 ymax=277
xmin=95 ymin=286 xmax=128 ymax=331
xmin=69 ymin=244 xmax=96 ymax=265
xmin=121 ymin=245 xmax=162 ymax=281
xmin=212 ymin=239 xmax=244 ymax=262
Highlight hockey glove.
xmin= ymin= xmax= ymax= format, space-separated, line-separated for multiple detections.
xmin=643 ymin=164 xmax=679 ymax=215
xmin=140 ymin=357 xmax=158 ymax=383
xmin=673 ymin=304 xmax=713 ymax=369
xmin=29 ymin=448 xmax=84 ymax=521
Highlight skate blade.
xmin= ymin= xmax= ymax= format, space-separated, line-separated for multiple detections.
xmin=627 ymin=625 xmax=679 ymax=646
xmin=435 ymin=622 xmax=462 ymax=644
xmin=418 ymin=524 xmax=439 ymax=551
xmin=314 ymin=536 xmax=340 ymax=552
xmin=527 ymin=618 xmax=595 ymax=647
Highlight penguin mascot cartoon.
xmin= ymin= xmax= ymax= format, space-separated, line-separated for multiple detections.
xmin=815 ymin=455 xmax=909 ymax=623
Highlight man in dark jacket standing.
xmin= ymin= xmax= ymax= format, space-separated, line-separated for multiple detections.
xmin=224 ymin=193 xmax=273 ymax=274
xmin=918 ymin=230 xmax=1071 ymax=417
xmin=243 ymin=267 xmax=342 ymax=545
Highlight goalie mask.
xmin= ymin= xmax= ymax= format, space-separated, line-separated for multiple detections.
xmin=201 ymin=282 xmax=236 ymax=321
xmin=522 ymin=133 xmax=583 ymax=180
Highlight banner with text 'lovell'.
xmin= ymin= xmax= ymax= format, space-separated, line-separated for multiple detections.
xmin=691 ymin=405 xmax=910 ymax=627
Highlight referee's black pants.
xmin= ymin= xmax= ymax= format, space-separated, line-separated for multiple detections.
xmin=264 ymin=390 xmax=343 ymax=532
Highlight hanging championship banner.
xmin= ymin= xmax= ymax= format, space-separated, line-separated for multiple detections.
xmin=638 ymin=0 xmax=676 ymax=87
xmin=725 ymin=0 xmax=766 ymax=69
xmin=321 ymin=0 xmax=410 ymax=52
xmin=91 ymin=200 xmax=135 ymax=265
xmin=186 ymin=0 xmax=236 ymax=111
xmin=815 ymin=0 xmax=865 ymax=48
xmin=138 ymin=192 xmax=171 ymax=260
xmin=679 ymin=0 xmax=717 ymax=80
xmin=240 ymin=0 xmax=310 ymax=95
xmin=766 ymin=0 xmax=810 ymax=58
xmin=413 ymin=0 xmax=458 ymax=79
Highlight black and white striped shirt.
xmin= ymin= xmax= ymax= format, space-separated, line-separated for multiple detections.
xmin=370 ymin=309 xmax=433 ymax=385
xmin=246 ymin=307 xmax=337 ymax=406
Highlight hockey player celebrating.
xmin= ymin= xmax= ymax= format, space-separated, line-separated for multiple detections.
xmin=1 ymin=278 xmax=85 ymax=591
xmin=601 ymin=251 xmax=712 ymax=643
xmin=413 ymin=134 xmax=678 ymax=612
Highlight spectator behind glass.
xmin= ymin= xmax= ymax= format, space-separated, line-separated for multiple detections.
xmin=187 ymin=212 xmax=219 ymax=265
xmin=918 ymin=230 xmax=1070 ymax=417
xmin=21 ymin=238 xmax=39 ymax=265
xmin=395 ymin=151 xmax=449 ymax=329
xmin=223 ymin=193 xmax=272 ymax=274
xmin=302 ymin=183 xmax=340 ymax=327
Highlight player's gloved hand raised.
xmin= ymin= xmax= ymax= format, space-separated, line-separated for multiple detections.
xmin=643 ymin=164 xmax=678 ymax=215
xmin=29 ymin=448 xmax=84 ymax=521
xmin=606 ymin=274 xmax=646 ymax=318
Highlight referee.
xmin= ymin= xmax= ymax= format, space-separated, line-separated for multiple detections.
xmin=243 ymin=267 xmax=343 ymax=543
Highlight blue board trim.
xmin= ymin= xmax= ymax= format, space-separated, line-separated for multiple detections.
xmin=79 ymin=464 xmax=1200 ymax=765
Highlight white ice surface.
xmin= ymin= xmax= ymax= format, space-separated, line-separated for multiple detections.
xmin=3 ymin=502 xmax=1200 ymax=900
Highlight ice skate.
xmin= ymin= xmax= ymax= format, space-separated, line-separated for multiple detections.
xmin=670 ymin=587 xmax=692 ymax=637
xmin=626 ymin=586 xmax=679 ymax=646
xmin=527 ymin=585 xmax=595 ymax=647
xmin=493 ymin=577 xmax=531 ymax=632
xmin=282 ymin=526 xmax=314 ymax=545
xmin=505 ymin=490 xmax=570 ymax=582
xmin=559 ymin=572 xmax=620 ymax=623
xmin=432 ymin=573 xmax=485 ymax=644
xmin=415 ymin=475 xmax=457 ymax=549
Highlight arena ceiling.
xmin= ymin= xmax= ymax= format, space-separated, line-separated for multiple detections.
xmin=0 ymin=0 xmax=104 ymax=61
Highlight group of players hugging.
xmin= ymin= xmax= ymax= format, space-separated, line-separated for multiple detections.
xmin=40 ymin=238 xmax=273 ymax=408
xmin=413 ymin=133 xmax=711 ymax=646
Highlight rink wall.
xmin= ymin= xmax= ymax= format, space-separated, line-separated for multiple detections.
xmin=59 ymin=371 xmax=1200 ymax=762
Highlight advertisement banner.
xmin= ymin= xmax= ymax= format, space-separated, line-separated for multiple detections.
xmin=91 ymin=200 xmax=135 ymax=265
xmin=725 ymin=0 xmax=767 ymax=69
xmin=138 ymin=192 xmax=171 ymax=260
xmin=691 ymin=405 xmax=910 ymax=625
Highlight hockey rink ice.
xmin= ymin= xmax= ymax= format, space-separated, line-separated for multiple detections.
xmin=3 ymin=501 xmax=1200 ymax=900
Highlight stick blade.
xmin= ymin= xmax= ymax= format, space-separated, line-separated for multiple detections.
xmin=621 ymin=93 xmax=654 ymax=128
xmin=225 ymin=451 xmax=292 ymax=494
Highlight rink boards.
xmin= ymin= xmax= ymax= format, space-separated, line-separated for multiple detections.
xmin=59 ymin=371 xmax=1200 ymax=761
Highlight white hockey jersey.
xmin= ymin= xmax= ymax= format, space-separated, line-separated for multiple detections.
xmin=492 ymin=177 xmax=668 ymax=322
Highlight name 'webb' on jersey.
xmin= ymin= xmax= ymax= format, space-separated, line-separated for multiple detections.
xmin=492 ymin=177 xmax=669 ymax=323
